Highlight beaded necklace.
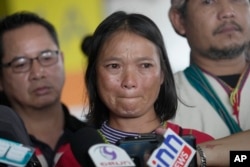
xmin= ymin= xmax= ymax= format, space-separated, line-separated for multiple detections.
xmin=209 ymin=64 xmax=250 ymax=124
xmin=184 ymin=64 xmax=243 ymax=133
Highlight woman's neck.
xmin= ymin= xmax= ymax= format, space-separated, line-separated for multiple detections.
xmin=108 ymin=116 xmax=162 ymax=134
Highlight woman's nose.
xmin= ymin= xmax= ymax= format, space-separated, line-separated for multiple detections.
xmin=121 ymin=69 xmax=137 ymax=89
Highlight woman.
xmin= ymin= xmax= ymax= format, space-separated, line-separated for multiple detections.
xmin=56 ymin=11 xmax=213 ymax=167
xmin=85 ymin=10 xmax=212 ymax=142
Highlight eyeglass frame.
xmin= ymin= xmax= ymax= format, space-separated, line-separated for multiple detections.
xmin=1 ymin=50 xmax=60 ymax=73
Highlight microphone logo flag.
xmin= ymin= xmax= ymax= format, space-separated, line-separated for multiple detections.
xmin=147 ymin=128 xmax=196 ymax=167
xmin=99 ymin=146 xmax=117 ymax=160
xmin=89 ymin=143 xmax=136 ymax=167
xmin=0 ymin=138 xmax=35 ymax=167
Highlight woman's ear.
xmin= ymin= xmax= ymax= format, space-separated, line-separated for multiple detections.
xmin=168 ymin=8 xmax=186 ymax=37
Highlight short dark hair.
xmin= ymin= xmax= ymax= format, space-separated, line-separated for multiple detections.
xmin=170 ymin=0 xmax=250 ymax=18
xmin=85 ymin=11 xmax=178 ymax=128
xmin=170 ymin=0 xmax=189 ymax=19
xmin=0 ymin=11 xmax=60 ymax=74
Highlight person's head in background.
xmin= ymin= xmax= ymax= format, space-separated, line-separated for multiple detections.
xmin=0 ymin=11 xmax=65 ymax=112
xmin=169 ymin=0 xmax=250 ymax=64
xmin=85 ymin=11 xmax=177 ymax=130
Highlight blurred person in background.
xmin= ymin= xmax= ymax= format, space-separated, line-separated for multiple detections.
xmin=0 ymin=11 xmax=86 ymax=167
xmin=169 ymin=0 xmax=250 ymax=139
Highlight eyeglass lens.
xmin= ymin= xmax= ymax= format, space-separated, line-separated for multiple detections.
xmin=11 ymin=50 xmax=59 ymax=73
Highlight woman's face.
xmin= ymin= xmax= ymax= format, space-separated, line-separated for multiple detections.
xmin=96 ymin=31 xmax=164 ymax=120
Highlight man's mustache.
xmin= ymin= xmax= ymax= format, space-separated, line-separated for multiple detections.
xmin=213 ymin=21 xmax=242 ymax=35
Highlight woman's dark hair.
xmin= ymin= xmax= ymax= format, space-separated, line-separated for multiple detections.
xmin=81 ymin=35 xmax=93 ymax=57
xmin=85 ymin=11 xmax=177 ymax=128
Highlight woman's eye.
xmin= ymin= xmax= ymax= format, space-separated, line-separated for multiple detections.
xmin=142 ymin=63 xmax=152 ymax=68
xmin=107 ymin=64 xmax=120 ymax=69
xmin=202 ymin=0 xmax=215 ymax=4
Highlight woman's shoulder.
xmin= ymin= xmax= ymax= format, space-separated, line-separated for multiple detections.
xmin=166 ymin=121 xmax=214 ymax=144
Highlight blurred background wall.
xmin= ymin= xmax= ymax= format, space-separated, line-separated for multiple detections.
xmin=0 ymin=0 xmax=190 ymax=120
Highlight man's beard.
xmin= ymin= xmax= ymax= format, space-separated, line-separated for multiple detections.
xmin=203 ymin=42 xmax=249 ymax=60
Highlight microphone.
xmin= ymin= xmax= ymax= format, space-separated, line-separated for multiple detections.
xmin=116 ymin=133 xmax=164 ymax=166
xmin=70 ymin=127 xmax=135 ymax=167
xmin=70 ymin=127 xmax=105 ymax=167
xmin=88 ymin=143 xmax=135 ymax=167
xmin=147 ymin=128 xmax=196 ymax=167
xmin=0 ymin=137 xmax=35 ymax=167
xmin=0 ymin=105 xmax=41 ymax=167
xmin=0 ymin=105 xmax=31 ymax=145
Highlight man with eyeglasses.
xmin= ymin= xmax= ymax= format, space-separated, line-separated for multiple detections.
xmin=1 ymin=50 xmax=60 ymax=73
xmin=0 ymin=11 xmax=87 ymax=167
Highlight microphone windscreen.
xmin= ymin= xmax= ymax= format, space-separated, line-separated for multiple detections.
xmin=70 ymin=127 xmax=104 ymax=166
xmin=0 ymin=105 xmax=31 ymax=145
xmin=0 ymin=105 xmax=42 ymax=167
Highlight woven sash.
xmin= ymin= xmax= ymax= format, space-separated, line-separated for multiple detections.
xmin=184 ymin=64 xmax=242 ymax=134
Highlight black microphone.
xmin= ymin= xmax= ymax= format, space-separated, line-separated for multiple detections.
xmin=0 ymin=105 xmax=31 ymax=144
xmin=0 ymin=105 xmax=41 ymax=167
xmin=70 ymin=127 xmax=104 ymax=167
xmin=70 ymin=127 xmax=135 ymax=167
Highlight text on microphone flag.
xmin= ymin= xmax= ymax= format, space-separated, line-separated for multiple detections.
xmin=147 ymin=128 xmax=196 ymax=167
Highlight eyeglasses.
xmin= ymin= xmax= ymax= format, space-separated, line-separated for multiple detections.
xmin=1 ymin=50 xmax=60 ymax=73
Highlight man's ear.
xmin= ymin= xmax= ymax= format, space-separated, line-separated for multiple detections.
xmin=168 ymin=8 xmax=186 ymax=37
xmin=60 ymin=51 xmax=64 ymax=63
